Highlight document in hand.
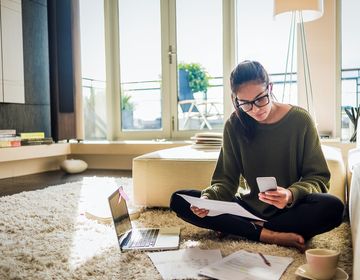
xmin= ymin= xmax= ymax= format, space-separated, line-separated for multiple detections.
xmin=177 ymin=194 xmax=266 ymax=221
xmin=199 ymin=250 xmax=293 ymax=280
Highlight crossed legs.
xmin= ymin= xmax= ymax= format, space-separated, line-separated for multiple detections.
xmin=170 ymin=190 xmax=344 ymax=251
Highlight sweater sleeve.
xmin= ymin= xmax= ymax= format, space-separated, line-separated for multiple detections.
xmin=201 ymin=120 xmax=242 ymax=201
xmin=287 ymin=112 xmax=330 ymax=206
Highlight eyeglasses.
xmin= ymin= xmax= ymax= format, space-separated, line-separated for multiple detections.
xmin=234 ymin=89 xmax=270 ymax=112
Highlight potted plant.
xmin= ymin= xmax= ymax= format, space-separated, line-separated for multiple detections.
xmin=178 ymin=63 xmax=209 ymax=94
xmin=344 ymin=106 xmax=360 ymax=142
xmin=121 ymin=93 xmax=135 ymax=129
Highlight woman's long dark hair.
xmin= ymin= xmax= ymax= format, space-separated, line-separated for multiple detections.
xmin=230 ymin=60 xmax=270 ymax=142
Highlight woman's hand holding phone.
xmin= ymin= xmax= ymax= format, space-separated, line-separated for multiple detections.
xmin=257 ymin=177 xmax=293 ymax=209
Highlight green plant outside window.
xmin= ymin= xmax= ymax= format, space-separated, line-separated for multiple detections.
xmin=178 ymin=63 xmax=209 ymax=93
xmin=121 ymin=93 xmax=135 ymax=111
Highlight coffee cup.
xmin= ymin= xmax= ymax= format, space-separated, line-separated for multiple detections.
xmin=305 ymin=248 xmax=340 ymax=280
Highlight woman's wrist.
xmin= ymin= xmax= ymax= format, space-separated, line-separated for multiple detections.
xmin=286 ymin=189 xmax=293 ymax=205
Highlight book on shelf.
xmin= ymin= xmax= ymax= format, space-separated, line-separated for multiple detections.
xmin=0 ymin=129 xmax=16 ymax=135
xmin=21 ymin=137 xmax=54 ymax=146
xmin=20 ymin=132 xmax=45 ymax=140
xmin=0 ymin=134 xmax=17 ymax=138
xmin=0 ymin=136 xmax=21 ymax=148
xmin=0 ymin=129 xmax=16 ymax=138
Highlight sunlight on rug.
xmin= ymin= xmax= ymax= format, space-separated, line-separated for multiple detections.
xmin=0 ymin=177 xmax=353 ymax=279
xmin=68 ymin=177 xmax=120 ymax=269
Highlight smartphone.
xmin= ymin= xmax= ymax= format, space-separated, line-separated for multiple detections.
xmin=256 ymin=177 xmax=277 ymax=193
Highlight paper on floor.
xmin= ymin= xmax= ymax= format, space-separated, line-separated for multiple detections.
xmin=147 ymin=247 xmax=222 ymax=280
xmin=199 ymin=250 xmax=293 ymax=280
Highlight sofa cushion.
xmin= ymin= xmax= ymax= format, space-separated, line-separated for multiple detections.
xmin=321 ymin=145 xmax=346 ymax=203
xmin=347 ymin=148 xmax=360 ymax=189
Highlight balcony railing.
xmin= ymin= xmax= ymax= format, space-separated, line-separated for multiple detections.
xmin=82 ymin=68 xmax=360 ymax=140
xmin=341 ymin=68 xmax=360 ymax=141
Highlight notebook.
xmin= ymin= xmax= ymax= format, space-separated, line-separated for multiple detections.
xmin=108 ymin=188 xmax=180 ymax=252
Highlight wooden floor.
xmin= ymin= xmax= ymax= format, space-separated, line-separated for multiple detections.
xmin=0 ymin=169 xmax=132 ymax=197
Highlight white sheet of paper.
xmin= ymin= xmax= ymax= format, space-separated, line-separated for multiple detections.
xmin=199 ymin=250 xmax=293 ymax=280
xmin=147 ymin=247 xmax=222 ymax=280
xmin=177 ymin=194 xmax=266 ymax=221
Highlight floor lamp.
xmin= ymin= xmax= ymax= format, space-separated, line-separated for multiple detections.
xmin=273 ymin=0 xmax=323 ymax=123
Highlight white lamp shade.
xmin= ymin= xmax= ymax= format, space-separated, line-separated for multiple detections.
xmin=273 ymin=0 xmax=323 ymax=22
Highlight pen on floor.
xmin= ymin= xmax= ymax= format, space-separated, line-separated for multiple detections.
xmin=259 ymin=252 xmax=271 ymax=266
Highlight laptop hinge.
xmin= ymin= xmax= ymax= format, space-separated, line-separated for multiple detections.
xmin=119 ymin=230 xmax=132 ymax=249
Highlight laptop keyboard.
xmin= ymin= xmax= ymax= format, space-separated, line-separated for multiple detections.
xmin=127 ymin=229 xmax=159 ymax=248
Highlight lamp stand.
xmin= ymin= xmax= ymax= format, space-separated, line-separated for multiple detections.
xmin=281 ymin=11 xmax=317 ymax=124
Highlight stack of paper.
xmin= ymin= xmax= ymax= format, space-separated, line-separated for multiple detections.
xmin=199 ymin=250 xmax=293 ymax=280
xmin=190 ymin=132 xmax=223 ymax=150
xmin=148 ymin=248 xmax=293 ymax=280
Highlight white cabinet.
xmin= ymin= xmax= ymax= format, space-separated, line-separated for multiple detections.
xmin=0 ymin=0 xmax=24 ymax=104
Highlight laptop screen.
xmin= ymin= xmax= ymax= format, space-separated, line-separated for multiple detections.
xmin=108 ymin=190 xmax=132 ymax=238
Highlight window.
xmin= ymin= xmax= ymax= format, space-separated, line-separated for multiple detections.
xmin=79 ymin=0 xmax=225 ymax=140
xmin=79 ymin=0 xmax=107 ymax=140
xmin=236 ymin=0 xmax=297 ymax=105
xmin=341 ymin=0 xmax=360 ymax=141
xmin=174 ymin=0 xmax=224 ymax=133
xmin=118 ymin=0 xmax=162 ymax=132
xmin=80 ymin=1 xmax=350 ymax=141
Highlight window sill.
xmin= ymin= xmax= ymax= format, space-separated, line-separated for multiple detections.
xmin=69 ymin=140 xmax=190 ymax=155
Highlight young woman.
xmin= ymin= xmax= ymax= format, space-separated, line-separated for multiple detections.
xmin=170 ymin=60 xmax=344 ymax=251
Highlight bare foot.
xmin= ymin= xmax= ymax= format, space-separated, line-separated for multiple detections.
xmin=260 ymin=228 xmax=305 ymax=252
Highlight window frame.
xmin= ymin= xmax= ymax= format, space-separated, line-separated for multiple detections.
xmin=102 ymin=0 xmax=234 ymax=141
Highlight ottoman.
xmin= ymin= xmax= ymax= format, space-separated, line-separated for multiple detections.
xmin=133 ymin=145 xmax=219 ymax=207
xmin=132 ymin=145 xmax=346 ymax=207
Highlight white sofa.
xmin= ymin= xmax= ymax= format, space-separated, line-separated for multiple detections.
xmin=347 ymin=148 xmax=360 ymax=280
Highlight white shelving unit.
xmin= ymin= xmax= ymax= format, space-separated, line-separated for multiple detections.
xmin=0 ymin=0 xmax=25 ymax=103
xmin=0 ymin=144 xmax=71 ymax=179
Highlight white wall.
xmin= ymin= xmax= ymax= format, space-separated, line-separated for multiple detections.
xmin=298 ymin=0 xmax=340 ymax=137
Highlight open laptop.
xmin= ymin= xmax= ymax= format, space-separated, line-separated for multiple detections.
xmin=108 ymin=188 xmax=180 ymax=252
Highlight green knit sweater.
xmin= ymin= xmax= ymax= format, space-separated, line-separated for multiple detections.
xmin=201 ymin=106 xmax=330 ymax=218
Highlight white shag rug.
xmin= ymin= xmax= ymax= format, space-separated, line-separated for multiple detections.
xmin=0 ymin=177 xmax=353 ymax=279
